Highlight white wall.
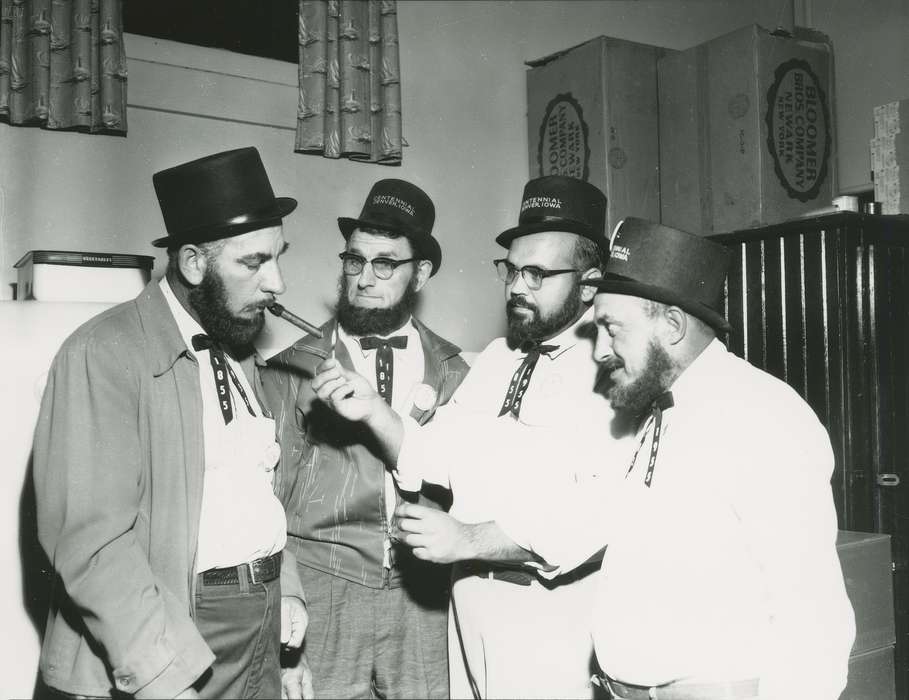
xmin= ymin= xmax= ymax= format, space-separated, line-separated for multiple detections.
xmin=804 ymin=0 xmax=909 ymax=193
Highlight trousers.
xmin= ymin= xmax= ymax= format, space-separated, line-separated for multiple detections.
xmin=297 ymin=563 xmax=448 ymax=699
xmin=193 ymin=567 xmax=282 ymax=699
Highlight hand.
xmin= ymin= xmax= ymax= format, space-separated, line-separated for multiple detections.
xmin=311 ymin=358 xmax=383 ymax=423
xmin=281 ymin=650 xmax=315 ymax=700
xmin=281 ymin=595 xmax=307 ymax=649
xmin=394 ymin=503 xmax=476 ymax=564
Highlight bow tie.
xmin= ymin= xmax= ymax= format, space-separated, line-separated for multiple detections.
xmin=520 ymin=341 xmax=560 ymax=358
xmin=191 ymin=333 xmax=219 ymax=352
xmin=651 ymin=391 xmax=675 ymax=414
xmin=359 ymin=335 xmax=408 ymax=351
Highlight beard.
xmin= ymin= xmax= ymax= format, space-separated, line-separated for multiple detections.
xmin=506 ymin=284 xmax=582 ymax=348
xmin=188 ymin=265 xmax=265 ymax=354
xmin=336 ymin=273 xmax=420 ymax=336
xmin=603 ymin=339 xmax=674 ymax=419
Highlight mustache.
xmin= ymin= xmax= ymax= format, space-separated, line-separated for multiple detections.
xmin=600 ymin=357 xmax=624 ymax=373
xmin=507 ymin=296 xmax=537 ymax=311
xmin=243 ymin=298 xmax=274 ymax=312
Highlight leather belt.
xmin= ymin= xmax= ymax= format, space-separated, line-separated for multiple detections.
xmin=461 ymin=561 xmax=536 ymax=586
xmin=200 ymin=552 xmax=282 ymax=586
xmin=593 ymin=674 xmax=759 ymax=700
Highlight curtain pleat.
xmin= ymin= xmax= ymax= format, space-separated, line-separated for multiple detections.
xmin=0 ymin=0 xmax=127 ymax=134
xmin=296 ymin=0 xmax=401 ymax=165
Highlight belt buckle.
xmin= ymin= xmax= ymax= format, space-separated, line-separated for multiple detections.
xmin=248 ymin=559 xmax=263 ymax=585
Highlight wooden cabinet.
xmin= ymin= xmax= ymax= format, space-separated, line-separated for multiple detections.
xmin=712 ymin=212 xmax=909 ymax=697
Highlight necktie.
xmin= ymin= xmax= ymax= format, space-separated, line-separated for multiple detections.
xmin=625 ymin=391 xmax=674 ymax=487
xmin=359 ymin=335 xmax=409 ymax=405
xmin=192 ymin=334 xmax=256 ymax=424
xmin=498 ymin=342 xmax=560 ymax=418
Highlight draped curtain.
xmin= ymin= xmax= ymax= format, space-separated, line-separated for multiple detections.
xmin=0 ymin=0 xmax=127 ymax=133
xmin=296 ymin=0 xmax=402 ymax=165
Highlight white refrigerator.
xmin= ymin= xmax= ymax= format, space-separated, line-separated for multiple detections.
xmin=0 ymin=300 xmax=114 ymax=699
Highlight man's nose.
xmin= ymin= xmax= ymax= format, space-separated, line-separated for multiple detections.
xmin=593 ymin=328 xmax=613 ymax=363
xmin=357 ymin=262 xmax=377 ymax=288
xmin=507 ymin=270 xmax=531 ymax=296
xmin=262 ymin=261 xmax=286 ymax=296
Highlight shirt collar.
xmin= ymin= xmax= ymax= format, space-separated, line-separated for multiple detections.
xmin=159 ymin=277 xmax=206 ymax=353
xmin=339 ymin=317 xmax=419 ymax=359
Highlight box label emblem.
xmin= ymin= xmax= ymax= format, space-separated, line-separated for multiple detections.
xmin=765 ymin=59 xmax=831 ymax=202
xmin=537 ymin=93 xmax=590 ymax=181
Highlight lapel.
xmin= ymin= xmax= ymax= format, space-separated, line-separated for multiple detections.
xmin=409 ymin=318 xmax=462 ymax=425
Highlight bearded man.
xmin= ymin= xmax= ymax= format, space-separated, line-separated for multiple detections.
xmin=309 ymin=176 xmax=635 ymax=699
xmin=261 ymin=179 xmax=469 ymax=699
xmin=33 ymin=148 xmax=307 ymax=700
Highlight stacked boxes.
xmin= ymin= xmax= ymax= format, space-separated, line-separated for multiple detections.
xmin=525 ymin=37 xmax=664 ymax=237
xmin=837 ymin=531 xmax=897 ymax=699
xmin=659 ymin=25 xmax=835 ymax=234
xmin=871 ymin=100 xmax=909 ymax=214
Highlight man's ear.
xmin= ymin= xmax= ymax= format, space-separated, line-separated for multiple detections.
xmin=178 ymin=245 xmax=207 ymax=286
xmin=413 ymin=260 xmax=433 ymax=293
xmin=580 ymin=268 xmax=602 ymax=304
xmin=662 ymin=306 xmax=688 ymax=345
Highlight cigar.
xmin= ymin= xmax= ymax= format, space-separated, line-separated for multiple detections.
xmin=267 ymin=303 xmax=324 ymax=339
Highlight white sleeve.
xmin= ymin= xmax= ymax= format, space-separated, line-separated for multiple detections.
xmin=392 ymin=414 xmax=454 ymax=491
xmin=494 ymin=426 xmax=621 ymax=575
xmin=497 ymin=480 xmax=612 ymax=575
xmin=392 ymin=341 xmax=504 ymax=493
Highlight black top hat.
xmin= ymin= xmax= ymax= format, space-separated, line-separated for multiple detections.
xmin=337 ymin=179 xmax=441 ymax=276
xmin=582 ymin=217 xmax=732 ymax=333
xmin=151 ymin=147 xmax=297 ymax=248
xmin=496 ymin=175 xmax=608 ymax=253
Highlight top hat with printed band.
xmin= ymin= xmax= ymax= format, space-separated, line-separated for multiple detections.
xmin=581 ymin=217 xmax=732 ymax=333
xmin=337 ymin=179 xmax=441 ymax=276
xmin=151 ymin=147 xmax=297 ymax=248
xmin=496 ymin=175 xmax=608 ymax=255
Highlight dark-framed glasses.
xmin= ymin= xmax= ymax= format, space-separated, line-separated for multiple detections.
xmin=339 ymin=252 xmax=418 ymax=280
xmin=493 ymin=258 xmax=578 ymax=290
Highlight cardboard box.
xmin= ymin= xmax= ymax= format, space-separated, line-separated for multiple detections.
xmin=526 ymin=36 xmax=664 ymax=238
xmin=841 ymin=646 xmax=896 ymax=700
xmin=870 ymin=99 xmax=909 ymax=215
xmin=14 ymin=250 xmax=154 ymax=302
xmin=659 ymin=25 xmax=835 ymax=234
xmin=837 ymin=530 xmax=896 ymax=657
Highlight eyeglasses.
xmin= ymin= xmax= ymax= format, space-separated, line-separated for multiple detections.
xmin=339 ymin=252 xmax=418 ymax=280
xmin=493 ymin=259 xmax=578 ymax=290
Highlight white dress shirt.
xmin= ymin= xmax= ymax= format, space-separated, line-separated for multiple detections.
xmin=160 ymin=279 xmax=287 ymax=573
xmin=394 ymin=308 xmax=635 ymax=524
xmin=339 ymin=319 xmax=425 ymax=567
xmin=499 ymin=339 xmax=856 ymax=699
